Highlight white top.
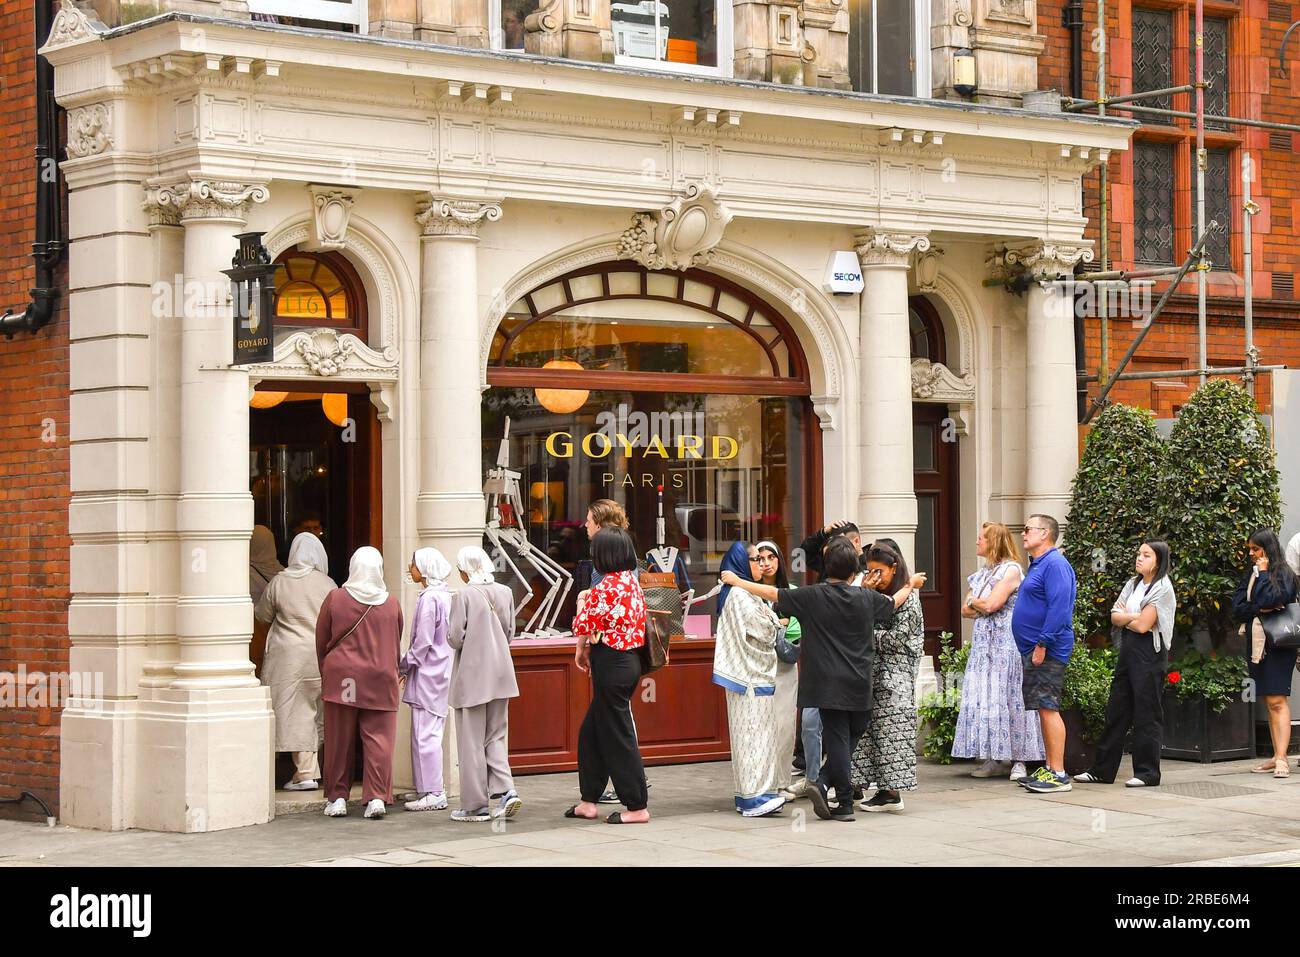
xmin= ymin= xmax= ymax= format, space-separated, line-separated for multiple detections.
xmin=1125 ymin=581 xmax=1149 ymax=615
xmin=1287 ymin=532 xmax=1300 ymax=578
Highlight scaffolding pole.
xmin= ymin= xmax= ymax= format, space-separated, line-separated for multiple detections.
xmin=1065 ymin=101 xmax=1300 ymax=134
xmin=1195 ymin=0 xmax=1207 ymax=386
xmin=1079 ymin=364 xmax=1286 ymax=384
xmin=1098 ymin=0 xmax=1109 ymax=386
xmin=1063 ymin=84 xmax=1195 ymax=110
xmin=1242 ymin=151 xmax=1258 ymax=396
xmin=1082 ymin=221 xmax=1219 ymax=423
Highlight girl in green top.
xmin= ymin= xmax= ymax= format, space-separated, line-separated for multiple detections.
xmin=755 ymin=541 xmax=801 ymax=797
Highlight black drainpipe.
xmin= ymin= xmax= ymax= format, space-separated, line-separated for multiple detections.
xmin=1 ymin=0 xmax=64 ymax=340
xmin=1064 ymin=0 xmax=1085 ymax=100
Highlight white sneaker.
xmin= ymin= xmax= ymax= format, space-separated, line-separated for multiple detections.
xmin=781 ymin=778 xmax=809 ymax=801
xmin=404 ymin=792 xmax=448 ymax=811
xmin=741 ymin=795 xmax=786 ymax=817
xmin=363 ymin=798 xmax=386 ymax=819
xmin=1124 ymin=777 xmax=1149 ymax=788
xmin=323 ymin=798 xmax=347 ymax=817
xmin=970 ymin=760 xmax=1007 ymax=778
xmin=283 ymin=779 xmax=318 ymax=791
xmin=1009 ymin=762 xmax=1028 ymax=782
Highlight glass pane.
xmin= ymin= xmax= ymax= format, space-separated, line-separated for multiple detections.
xmin=913 ymin=423 xmax=935 ymax=471
xmin=1134 ymin=141 xmax=1175 ymax=265
xmin=481 ymin=388 xmax=806 ymax=630
xmin=876 ymin=0 xmax=914 ymax=95
xmin=611 ymin=0 xmax=717 ymax=67
xmin=1132 ymin=8 xmax=1173 ymax=115
xmin=500 ymin=298 xmax=778 ymax=376
xmin=915 ymin=495 xmax=937 ymax=591
xmin=500 ymin=0 xmax=539 ymax=49
xmin=1192 ymin=17 xmax=1230 ymax=131
xmin=1203 ymin=147 xmax=1232 ymax=270
xmin=848 ymin=0 xmax=874 ymax=93
xmin=909 ymin=308 xmax=932 ymax=361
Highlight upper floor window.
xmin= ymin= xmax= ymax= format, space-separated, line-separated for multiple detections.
xmin=496 ymin=0 xmax=540 ymax=50
xmin=248 ymin=0 xmax=365 ymax=30
xmin=611 ymin=0 xmax=732 ymax=75
xmin=848 ymin=0 xmax=930 ymax=96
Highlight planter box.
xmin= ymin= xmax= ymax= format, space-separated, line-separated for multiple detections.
xmin=1061 ymin=707 xmax=1096 ymax=775
xmin=1161 ymin=692 xmax=1255 ymax=763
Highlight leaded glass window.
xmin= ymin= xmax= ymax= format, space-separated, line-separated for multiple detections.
xmin=1201 ymin=147 xmax=1232 ymax=269
xmin=1133 ymin=8 xmax=1174 ymax=116
xmin=1134 ymin=142 xmax=1175 ymax=264
xmin=1191 ymin=17 xmax=1230 ymax=130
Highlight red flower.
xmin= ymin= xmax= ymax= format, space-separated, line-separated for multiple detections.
xmin=1167 ymin=671 xmax=1182 ymax=684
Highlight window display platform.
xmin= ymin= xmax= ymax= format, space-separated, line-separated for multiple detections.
xmin=507 ymin=636 xmax=730 ymax=774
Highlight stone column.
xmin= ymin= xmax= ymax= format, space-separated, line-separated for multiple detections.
xmin=525 ymin=0 xmax=613 ymax=62
xmin=853 ymin=229 xmax=929 ymax=568
xmin=1010 ymin=241 xmax=1092 ymax=526
xmin=132 ymin=177 xmax=275 ymax=832
xmin=414 ymin=197 xmax=500 ymax=560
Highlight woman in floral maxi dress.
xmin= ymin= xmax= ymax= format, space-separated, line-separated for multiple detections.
xmin=951 ymin=522 xmax=1044 ymax=779
xmin=852 ymin=543 xmax=925 ymax=813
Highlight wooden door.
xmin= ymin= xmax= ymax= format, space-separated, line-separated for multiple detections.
xmin=912 ymin=403 xmax=960 ymax=661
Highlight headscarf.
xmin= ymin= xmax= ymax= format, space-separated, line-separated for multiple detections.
xmin=413 ymin=547 xmax=452 ymax=592
xmin=284 ymin=532 xmax=329 ymax=579
xmin=457 ymin=546 xmax=496 ymax=585
xmin=343 ymin=546 xmax=389 ymax=605
xmin=716 ymin=540 xmax=753 ymax=613
xmin=249 ymin=525 xmax=284 ymax=582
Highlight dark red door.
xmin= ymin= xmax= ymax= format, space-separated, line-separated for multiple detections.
xmin=912 ymin=403 xmax=961 ymax=661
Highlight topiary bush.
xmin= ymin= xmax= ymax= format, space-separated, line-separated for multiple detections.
xmin=1157 ymin=379 xmax=1282 ymax=646
xmin=1063 ymin=403 xmax=1167 ymax=643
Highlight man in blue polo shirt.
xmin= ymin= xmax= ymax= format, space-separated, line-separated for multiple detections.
xmin=1011 ymin=514 xmax=1077 ymax=793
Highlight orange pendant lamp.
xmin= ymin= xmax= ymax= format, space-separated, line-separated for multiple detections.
xmin=534 ymin=358 xmax=589 ymax=415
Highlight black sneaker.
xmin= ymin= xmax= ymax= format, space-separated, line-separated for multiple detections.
xmin=806 ymin=781 xmax=833 ymax=820
xmin=860 ymin=791 xmax=904 ymax=813
xmin=829 ymin=808 xmax=856 ymax=823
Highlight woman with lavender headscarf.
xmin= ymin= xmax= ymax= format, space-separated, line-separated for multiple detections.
xmin=401 ymin=547 xmax=455 ymax=811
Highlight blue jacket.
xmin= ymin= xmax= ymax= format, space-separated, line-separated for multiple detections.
xmin=1011 ymin=547 xmax=1077 ymax=662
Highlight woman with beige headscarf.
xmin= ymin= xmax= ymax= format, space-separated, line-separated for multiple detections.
xmin=249 ymin=525 xmax=284 ymax=605
xmin=255 ymin=532 xmax=334 ymax=791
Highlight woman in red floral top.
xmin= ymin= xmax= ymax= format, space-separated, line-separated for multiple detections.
xmin=568 ymin=527 xmax=650 ymax=824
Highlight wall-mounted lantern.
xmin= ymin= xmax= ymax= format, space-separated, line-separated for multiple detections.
xmin=224 ymin=231 xmax=278 ymax=365
xmin=953 ymin=48 xmax=977 ymax=98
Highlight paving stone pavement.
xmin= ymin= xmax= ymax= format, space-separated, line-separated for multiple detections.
xmin=3 ymin=757 xmax=1300 ymax=867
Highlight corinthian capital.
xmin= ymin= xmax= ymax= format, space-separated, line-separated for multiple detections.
xmin=146 ymin=178 xmax=270 ymax=223
xmin=854 ymin=229 xmax=931 ymax=267
xmin=1005 ymin=241 xmax=1095 ymax=281
xmin=417 ymin=197 xmax=504 ymax=237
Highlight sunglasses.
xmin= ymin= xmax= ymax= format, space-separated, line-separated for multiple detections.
xmin=1021 ymin=526 xmax=1047 ymax=534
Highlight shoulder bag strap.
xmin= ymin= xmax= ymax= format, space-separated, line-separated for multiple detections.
xmin=324 ymin=602 xmax=374 ymax=658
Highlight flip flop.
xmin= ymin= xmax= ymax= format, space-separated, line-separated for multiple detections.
xmin=565 ymin=804 xmax=601 ymax=820
xmin=606 ymin=811 xmax=649 ymax=824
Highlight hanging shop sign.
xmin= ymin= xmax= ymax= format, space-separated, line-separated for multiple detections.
xmin=223 ymin=231 xmax=278 ymax=365
xmin=822 ymin=250 xmax=864 ymax=295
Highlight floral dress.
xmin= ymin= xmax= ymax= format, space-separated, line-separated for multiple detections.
xmin=951 ymin=561 xmax=1044 ymax=761
xmin=852 ymin=590 xmax=924 ymax=792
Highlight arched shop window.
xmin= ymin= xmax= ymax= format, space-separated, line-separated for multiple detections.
xmin=485 ymin=261 xmax=815 ymax=631
xmin=272 ymin=247 xmax=369 ymax=340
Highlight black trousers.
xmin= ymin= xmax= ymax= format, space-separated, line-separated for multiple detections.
xmin=578 ymin=642 xmax=649 ymax=811
xmin=819 ymin=708 xmax=870 ymax=806
xmin=1090 ymin=629 xmax=1167 ymax=784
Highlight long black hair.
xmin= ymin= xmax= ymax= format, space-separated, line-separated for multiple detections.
xmin=1131 ymin=539 xmax=1171 ymax=588
xmin=866 ymin=542 xmax=910 ymax=597
xmin=755 ymin=540 xmax=790 ymax=589
xmin=1249 ymin=528 xmax=1296 ymax=591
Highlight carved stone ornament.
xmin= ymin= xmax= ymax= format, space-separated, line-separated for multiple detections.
xmin=259 ymin=328 xmax=398 ymax=382
xmin=915 ymin=247 xmax=944 ymax=292
xmin=148 ymin=179 xmax=270 ymax=222
xmin=911 ymin=358 xmax=976 ymax=403
xmin=306 ymin=186 xmax=356 ymax=251
xmin=66 ymin=104 xmax=112 ymax=159
xmin=617 ymin=184 xmax=733 ymax=271
xmin=1005 ymin=242 xmax=1095 ymax=281
xmin=43 ymin=0 xmax=108 ymax=51
xmin=854 ymin=230 xmax=932 ymax=267
xmin=417 ymin=198 xmax=503 ymax=237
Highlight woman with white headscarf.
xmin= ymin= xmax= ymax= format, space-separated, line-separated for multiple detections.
xmin=401 ymin=547 xmax=455 ymax=812
xmin=255 ymin=532 xmax=334 ymax=791
xmin=446 ymin=546 xmax=521 ymax=823
xmin=315 ymin=545 xmax=403 ymax=820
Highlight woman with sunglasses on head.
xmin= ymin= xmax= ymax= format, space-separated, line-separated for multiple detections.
xmin=713 ymin=540 xmax=787 ymax=817
xmin=752 ymin=541 xmax=805 ymax=801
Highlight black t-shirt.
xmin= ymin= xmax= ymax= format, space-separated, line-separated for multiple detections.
xmin=775 ymin=582 xmax=895 ymax=712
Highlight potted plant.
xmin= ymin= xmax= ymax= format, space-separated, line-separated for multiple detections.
xmin=917 ymin=632 xmax=967 ymax=764
xmin=1060 ymin=642 xmax=1115 ymax=774
xmin=1161 ymin=647 xmax=1254 ymax=762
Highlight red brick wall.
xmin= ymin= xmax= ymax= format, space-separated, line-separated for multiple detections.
xmin=1038 ymin=0 xmax=1300 ymax=418
xmin=0 ymin=0 xmax=70 ymax=817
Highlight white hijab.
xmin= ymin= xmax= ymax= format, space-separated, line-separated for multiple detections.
xmin=413 ymin=547 xmax=452 ymax=593
xmin=343 ymin=546 xmax=389 ymax=605
xmin=284 ymin=532 xmax=329 ymax=579
xmin=456 ymin=546 xmax=496 ymax=585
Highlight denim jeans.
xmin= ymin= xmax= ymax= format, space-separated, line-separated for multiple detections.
xmin=801 ymin=707 xmax=822 ymax=784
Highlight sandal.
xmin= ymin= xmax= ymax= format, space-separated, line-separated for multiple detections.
xmin=1251 ymin=760 xmax=1277 ymax=773
xmin=606 ymin=811 xmax=649 ymax=824
xmin=564 ymin=804 xmax=599 ymax=820
xmin=1274 ymin=761 xmax=1291 ymax=779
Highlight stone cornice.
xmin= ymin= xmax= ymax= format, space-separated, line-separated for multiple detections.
xmin=416 ymin=197 xmax=504 ymax=237
xmin=854 ymin=230 xmax=931 ymax=267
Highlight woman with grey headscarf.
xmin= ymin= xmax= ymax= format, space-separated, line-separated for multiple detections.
xmin=248 ymin=525 xmax=284 ymax=605
xmin=447 ymin=546 xmax=521 ymax=823
xmin=1076 ymin=541 xmax=1177 ymax=788
xmin=255 ymin=532 xmax=334 ymax=791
